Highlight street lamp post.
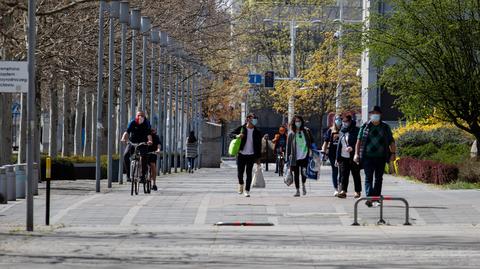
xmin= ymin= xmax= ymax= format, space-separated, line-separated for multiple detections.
xmin=150 ymin=29 xmax=160 ymax=125
xmin=156 ymin=31 xmax=166 ymax=175
xmin=26 ymin=0 xmax=36 ymax=231
xmin=173 ymin=49 xmax=179 ymax=173
xmin=130 ymin=8 xmax=140 ymax=119
xmin=180 ymin=61 xmax=186 ymax=171
xmin=167 ymin=39 xmax=174 ymax=174
xmin=288 ymin=20 xmax=296 ymax=124
xmin=117 ymin=0 xmax=129 ymax=184
xmin=140 ymin=16 xmax=151 ymax=111
xmin=160 ymin=32 xmax=168 ymax=174
xmin=95 ymin=1 xmax=107 ymax=193
xmin=107 ymin=0 xmax=120 ymax=189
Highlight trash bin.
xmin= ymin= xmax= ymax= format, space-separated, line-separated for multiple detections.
xmin=15 ymin=164 xmax=26 ymax=199
xmin=0 ymin=166 xmax=7 ymax=204
xmin=33 ymin=162 xmax=39 ymax=196
xmin=5 ymin=165 xmax=16 ymax=201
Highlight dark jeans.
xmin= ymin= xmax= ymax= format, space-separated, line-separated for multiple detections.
xmin=338 ymin=156 xmax=362 ymax=193
xmin=237 ymin=153 xmax=256 ymax=191
xmin=291 ymin=158 xmax=308 ymax=189
xmin=124 ymin=143 xmax=148 ymax=180
xmin=187 ymin=157 xmax=195 ymax=170
xmin=329 ymin=154 xmax=339 ymax=190
xmin=363 ymin=157 xmax=387 ymax=197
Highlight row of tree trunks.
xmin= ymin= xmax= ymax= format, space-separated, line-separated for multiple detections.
xmin=74 ymin=79 xmax=85 ymax=156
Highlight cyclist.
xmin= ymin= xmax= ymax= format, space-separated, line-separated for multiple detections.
xmin=121 ymin=111 xmax=153 ymax=183
xmin=148 ymin=128 xmax=161 ymax=191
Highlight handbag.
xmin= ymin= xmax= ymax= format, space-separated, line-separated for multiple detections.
xmin=284 ymin=163 xmax=293 ymax=186
xmin=306 ymin=156 xmax=318 ymax=180
xmin=228 ymin=138 xmax=241 ymax=156
xmin=252 ymin=164 xmax=265 ymax=188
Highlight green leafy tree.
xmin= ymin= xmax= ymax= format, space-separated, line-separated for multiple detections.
xmin=365 ymin=0 xmax=480 ymax=156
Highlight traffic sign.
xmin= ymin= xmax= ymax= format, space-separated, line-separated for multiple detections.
xmin=0 ymin=61 xmax=28 ymax=93
xmin=248 ymin=74 xmax=262 ymax=84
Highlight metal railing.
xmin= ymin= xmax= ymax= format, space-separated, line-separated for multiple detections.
xmin=352 ymin=196 xmax=411 ymax=226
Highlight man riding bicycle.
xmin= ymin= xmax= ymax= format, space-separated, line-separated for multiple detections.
xmin=121 ymin=111 xmax=153 ymax=183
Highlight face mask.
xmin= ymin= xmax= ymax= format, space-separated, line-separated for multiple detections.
xmin=370 ymin=114 xmax=381 ymax=122
xmin=251 ymin=118 xmax=258 ymax=126
xmin=295 ymin=122 xmax=302 ymax=128
xmin=335 ymin=119 xmax=343 ymax=127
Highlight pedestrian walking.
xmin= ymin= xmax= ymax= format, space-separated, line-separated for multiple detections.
xmin=273 ymin=126 xmax=288 ymax=174
xmin=335 ymin=115 xmax=361 ymax=199
xmin=261 ymin=134 xmax=270 ymax=171
xmin=354 ymin=106 xmax=396 ymax=207
xmin=286 ymin=115 xmax=314 ymax=197
xmin=148 ymin=129 xmax=161 ymax=191
xmin=229 ymin=113 xmax=262 ymax=197
xmin=185 ymin=131 xmax=198 ymax=173
xmin=322 ymin=115 xmax=342 ymax=196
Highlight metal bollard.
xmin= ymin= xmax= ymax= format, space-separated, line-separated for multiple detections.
xmin=0 ymin=166 xmax=7 ymax=204
xmin=352 ymin=196 xmax=411 ymax=226
xmin=15 ymin=164 xmax=27 ymax=199
xmin=33 ymin=162 xmax=39 ymax=195
xmin=5 ymin=165 xmax=16 ymax=201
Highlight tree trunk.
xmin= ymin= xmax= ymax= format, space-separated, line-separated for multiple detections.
xmin=74 ymin=79 xmax=85 ymax=156
xmin=49 ymin=86 xmax=59 ymax=158
xmin=91 ymin=93 xmax=96 ymax=156
xmin=0 ymin=94 xmax=13 ymax=165
xmin=18 ymin=93 xmax=27 ymax=163
xmin=62 ymin=81 xmax=73 ymax=156
xmin=83 ymin=92 xmax=92 ymax=156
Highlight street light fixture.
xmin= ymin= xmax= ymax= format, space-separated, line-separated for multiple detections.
xmin=160 ymin=31 xmax=168 ymax=174
xmin=107 ymin=0 xmax=120 ymax=189
xmin=140 ymin=16 xmax=151 ymax=111
xmin=117 ymin=0 xmax=129 ymax=184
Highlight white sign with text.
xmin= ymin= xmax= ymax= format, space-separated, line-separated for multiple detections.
xmin=0 ymin=61 xmax=28 ymax=93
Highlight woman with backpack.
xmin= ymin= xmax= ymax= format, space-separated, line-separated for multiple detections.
xmin=286 ymin=115 xmax=314 ymax=197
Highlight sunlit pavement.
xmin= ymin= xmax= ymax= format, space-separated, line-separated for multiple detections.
xmin=1 ymin=164 xmax=479 ymax=268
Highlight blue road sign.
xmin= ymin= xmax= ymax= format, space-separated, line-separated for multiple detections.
xmin=248 ymin=74 xmax=262 ymax=84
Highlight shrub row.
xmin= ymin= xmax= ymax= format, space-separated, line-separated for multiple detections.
xmin=39 ymin=155 xmax=119 ymax=180
xmin=399 ymin=143 xmax=470 ymax=165
xmin=394 ymin=122 xmax=474 ymax=148
xmin=397 ymin=157 xmax=459 ymax=185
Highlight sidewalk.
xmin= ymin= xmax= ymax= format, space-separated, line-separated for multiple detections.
xmin=0 ymin=164 xmax=479 ymax=268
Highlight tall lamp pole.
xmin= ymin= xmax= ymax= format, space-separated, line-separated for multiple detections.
xmin=130 ymin=8 xmax=140 ymax=119
xmin=150 ymin=29 xmax=160 ymax=125
xmin=107 ymin=0 xmax=120 ymax=189
xmin=288 ymin=19 xmax=296 ymax=124
xmin=26 ymin=0 xmax=36 ymax=231
xmin=140 ymin=16 xmax=151 ymax=111
xmin=95 ymin=1 xmax=107 ymax=193
xmin=117 ymin=0 xmax=129 ymax=184
xmin=160 ymin=32 xmax=168 ymax=174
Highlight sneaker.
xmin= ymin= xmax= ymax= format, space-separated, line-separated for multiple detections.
xmin=333 ymin=190 xmax=339 ymax=197
xmin=354 ymin=192 xmax=361 ymax=199
xmin=294 ymin=190 xmax=300 ymax=197
xmin=373 ymin=201 xmax=382 ymax=207
xmin=238 ymin=184 xmax=244 ymax=194
xmin=302 ymin=185 xmax=307 ymax=196
xmin=337 ymin=191 xmax=347 ymax=199
xmin=365 ymin=200 xmax=373 ymax=208
xmin=152 ymin=185 xmax=158 ymax=191
xmin=244 ymin=191 xmax=250 ymax=197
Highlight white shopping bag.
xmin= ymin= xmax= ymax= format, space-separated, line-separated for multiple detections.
xmin=252 ymin=164 xmax=265 ymax=188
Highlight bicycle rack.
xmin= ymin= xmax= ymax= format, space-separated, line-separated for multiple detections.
xmin=352 ymin=196 xmax=411 ymax=226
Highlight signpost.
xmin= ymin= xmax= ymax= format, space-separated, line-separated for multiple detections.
xmin=0 ymin=61 xmax=28 ymax=93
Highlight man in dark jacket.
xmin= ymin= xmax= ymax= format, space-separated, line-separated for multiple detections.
xmin=354 ymin=106 xmax=396 ymax=207
xmin=229 ymin=113 xmax=263 ymax=197
xmin=335 ymin=115 xmax=361 ymax=199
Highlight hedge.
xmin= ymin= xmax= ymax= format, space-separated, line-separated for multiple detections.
xmin=397 ymin=157 xmax=459 ymax=185
xmin=39 ymin=155 xmax=119 ymax=180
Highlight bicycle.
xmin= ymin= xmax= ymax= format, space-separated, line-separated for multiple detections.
xmin=129 ymin=142 xmax=149 ymax=196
